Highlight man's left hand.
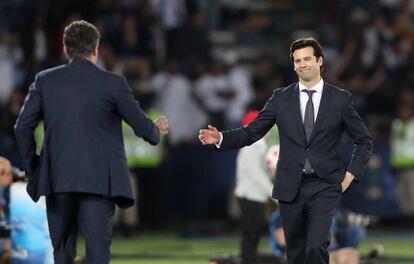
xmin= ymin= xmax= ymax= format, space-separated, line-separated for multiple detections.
xmin=154 ymin=115 xmax=169 ymax=136
xmin=341 ymin=171 xmax=355 ymax=193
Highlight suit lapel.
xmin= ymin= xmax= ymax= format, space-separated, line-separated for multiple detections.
xmin=309 ymin=83 xmax=332 ymax=144
xmin=291 ymin=83 xmax=307 ymax=144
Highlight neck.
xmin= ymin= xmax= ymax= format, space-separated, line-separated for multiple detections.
xmin=299 ymin=76 xmax=321 ymax=88
xmin=70 ymin=55 xmax=96 ymax=64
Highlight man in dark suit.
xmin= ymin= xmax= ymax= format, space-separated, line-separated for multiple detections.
xmin=14 ymin=20 xmax=168 ymax=264
xmin=199 ymin=37 xmax=372 ymax=264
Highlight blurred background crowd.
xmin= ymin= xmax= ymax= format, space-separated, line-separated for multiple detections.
xmin=0 ymin=0 xmax=414 ymax=237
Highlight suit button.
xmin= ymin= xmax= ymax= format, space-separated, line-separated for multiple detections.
xmin=306 ymin=148 xmax=310 ymax=151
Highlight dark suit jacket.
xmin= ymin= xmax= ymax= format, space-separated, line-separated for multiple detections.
xmin=220 ymin=82 xmax=373 ymax=202
xmin=14 ymin=58 xmax=160 ymax=208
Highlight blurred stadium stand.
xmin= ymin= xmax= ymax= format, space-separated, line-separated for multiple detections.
xmin=0 ymin=0 xmax=413 ymax=233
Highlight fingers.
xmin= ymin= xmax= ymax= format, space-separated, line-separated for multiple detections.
xmin=154 ymin=115 xmax=169 ymax=135
xmin=198 ymin=129 xmax=207 ymax=145
xmin=199 ymin=134 xmax=206 ymax=145
xmin=198 ymin=125 xmax=219 ymax=145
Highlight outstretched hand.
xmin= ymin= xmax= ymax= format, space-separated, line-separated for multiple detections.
xmin=199 ymin=125 xmax=220 ymax=145
xmin=154 ymin=115 xmax=169 ymax=136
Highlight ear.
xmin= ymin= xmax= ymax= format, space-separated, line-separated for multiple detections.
xmin=63 ymin=46 xmax=68 ymax=58
xmin=90 ymin=46 xmax=99 ymax=64
xmin=92 ymin=46 xmax=98 ymax=57
xmin=318 ymin=56 xmax=323 ymax=67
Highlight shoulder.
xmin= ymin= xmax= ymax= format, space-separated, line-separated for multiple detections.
xmin=101 ymin=69 xmax=126 ymax=83
xmin=270 ymin=83 xmax=297 ymax=99
xmin=275 ymin=83 xmax=297 ymax=93
xmin=37 ymin=64 xmax=67 ymax=79
xmin=324 ymin=82 xmax=351 ymax=98
xmin=91 ymin=66 xmax=128 ymax=88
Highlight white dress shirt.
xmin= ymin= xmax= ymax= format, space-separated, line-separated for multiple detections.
xmin=298 ymin=78 xmax=324 ymax=122
xmin=216 ymin=79 xmax=325 ymax=147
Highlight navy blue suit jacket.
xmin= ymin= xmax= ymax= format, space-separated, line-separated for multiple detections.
xmin=14 ymin=59 xmax=160 ymax=208
xmin=220 ymin=82 xmax=373 ymax=202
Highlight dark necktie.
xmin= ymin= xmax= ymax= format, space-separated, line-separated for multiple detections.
xmin=303 ymin=89 xmax=316 ymax=142
xmin=302 ymin=89 xmax=316 ymax=173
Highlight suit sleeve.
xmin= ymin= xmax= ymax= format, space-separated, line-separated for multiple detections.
xmin=220 ymin=89 xmax=277 ymax=150
xmin=342 ymin=92 xmax=373 ymax=179
xmin=115 ymin=77 xmax=160 ymax=145
xmin=14 ymin=74 xmax=43 ymax=173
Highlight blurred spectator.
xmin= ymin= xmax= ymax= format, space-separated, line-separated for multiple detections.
xmin=0 ymin=89 xmax=25 ymax=165
xmin=195 ymin=61 xmax=230 ymax=129
xmin=152 ymin=60 xmax=207 ymax=144
xmin=0 ymin=157 xmax=12 ymax=263
xmin=251 ymin=54 xmax=284 ymax=107
xmin=234 ymin=110 xmax=274 ymax=264
xmin=152 ymin=59 xmax=210 ymax=229
xmin=122 ymin=110 xmax=165 ymax=231
xmin=1 ymin=0 xmax=414 ymax=227
xmin=10 ymin=183 xmax=53 ymax=264
xmin=173 ymin=11 xmax=212 ymax=71
xmin=117 ymin=71 xmax=165 ymax=231
xmin=269 ymin=210 xmax=365 ymax=264
xmin=114 ymin=13 xmax=155 ymax=59
xmin=390 ymin=100 xmax=414 ymax=216
xmin=195 ymin=55 xmax=253 ymax=130
xmin=0 ymin=32 xmax=22 ymax=106
xmin=0 ymin=157 xmax=53 ymax=264
xmin=221 ymin=52 xmax=253 ymax=128
xmin=150 ymin=0 xmax=187 ymax=59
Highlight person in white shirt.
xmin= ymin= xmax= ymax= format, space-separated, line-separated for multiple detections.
xmin=234 ymin=110 xmax=273 ymax=264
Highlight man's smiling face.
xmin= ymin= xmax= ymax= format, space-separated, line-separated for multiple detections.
xmin=292 ymin=46 xmax=323 ymax=84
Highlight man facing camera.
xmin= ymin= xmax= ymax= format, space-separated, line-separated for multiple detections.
xmin=14 ymin=20 xmax=168 ymax=264
xmin=199 ymin=37 xmax=372 ymax=264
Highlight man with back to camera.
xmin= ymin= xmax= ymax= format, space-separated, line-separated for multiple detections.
xmin=14 ymin=20 xmax=168 ymax=264
xmin=199 ymin=37 xmax=372 ymax=264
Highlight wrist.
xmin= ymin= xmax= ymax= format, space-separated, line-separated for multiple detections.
xmin=345 ymin=171 xmax=355 ymax=182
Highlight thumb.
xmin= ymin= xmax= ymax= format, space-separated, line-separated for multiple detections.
xmin=208 ymin=125 xmax=216 ymax=131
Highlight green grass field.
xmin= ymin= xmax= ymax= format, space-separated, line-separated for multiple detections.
xmin=76 ymin=231 xmax=414 ymax=264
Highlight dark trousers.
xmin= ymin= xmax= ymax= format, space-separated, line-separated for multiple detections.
xmin=238 ymin=198 xmax=266 ymax=264
xmin=46 ymin=193 xmax=115 ymax=264
xmin=279 ymin=176 xmax=341 ymax=264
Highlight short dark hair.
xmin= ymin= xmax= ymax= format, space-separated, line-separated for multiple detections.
xmin=289 ymin=37 xmax=323 ymax=62
xmin=63 ymin=20 xmax=100 ymax=59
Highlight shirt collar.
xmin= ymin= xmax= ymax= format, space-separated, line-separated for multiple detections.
xmin=298 ymin=78 xmax=324 ymax=94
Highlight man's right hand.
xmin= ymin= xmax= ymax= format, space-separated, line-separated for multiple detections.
xmin=199 ymin=125 xmax=220 ymax=145
xmin=154 ymin=115 xmax=169 ymax=136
